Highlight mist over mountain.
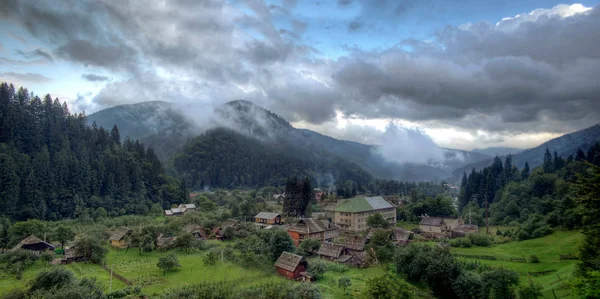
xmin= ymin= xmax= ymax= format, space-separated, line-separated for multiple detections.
xmin=88 ymin=100 xmax=493 ymax=183
xmin=472 ymin=147 xmax=523 ymax=157
xmin=454 ymin=123 xmax=600 ymax=178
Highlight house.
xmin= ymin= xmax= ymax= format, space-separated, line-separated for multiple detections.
xmin=287 ymin=218 xmax=339 ymax=246
xmin=164 ymin=203 xmax=197 ymax=217
xmin=274 ymin=251 xmax=307 ymax=280
xmin=156 ymin=234 xmax=177 ymax=249
xmin=254 ymin=212 xmax=283 ymax=225
xmin=12 ymin=235 xmax=55 ymax=252
xmin=211 ymin=226 xmax=224 ymax=240
xmin=315 ymin=191 xmax=323 ymax=202
xmin=419 ymin=217 xmax=463 ymax=234
xmin=317 ymin=242 xmax=349 ymax=261
xmin=451 ymin=224 xmax=479 ymax=238
xmin=336 ymin=235 xmax=366 ymax=251
xmin=183 ymin=224 xmax=208 ymax=240
xmin=333 ymin=196 xmax=396 ymax=231
xmin=109 ymin=227 xmax=132 ymax=248
xmin=391 ymin=227 xmax=411 ymax=245
xmin=62 ymin=247 xmax=85 ymax=264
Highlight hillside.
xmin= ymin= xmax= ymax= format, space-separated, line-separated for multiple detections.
xmin=454 ymin=123 xmax=600 ymax=178
xmin=89 ymin=100 xmax=491 ymax=182
xmin=472 ymin=147 xmax=523 ymax=157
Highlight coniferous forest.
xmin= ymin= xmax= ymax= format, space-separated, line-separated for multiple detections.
xmin=0 ymin=82 xmax=187 ymax=221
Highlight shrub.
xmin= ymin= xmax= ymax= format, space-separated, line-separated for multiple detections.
xmin=29 ymin=267 xmax=75 ymax=292
xmin=529 ymin=255 xmax=540 ymax=263
xmin=468 ymin=233 xmax=493 ymax=247
xmin=326 ymin=262 xmax=349 ymax=273
xmin=450 ymin=238 xmax=472 ymax=248
xmin=307 ymin=259 xmax=327 ymax=279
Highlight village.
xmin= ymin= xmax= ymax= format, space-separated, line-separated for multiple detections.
xmin=3 ymin=189 xmax=486 ymax=296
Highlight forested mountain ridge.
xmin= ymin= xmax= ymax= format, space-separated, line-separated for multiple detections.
xmin=89 ymin=100 xmax=492 ymax=182
xmin=453 ymin=123 xmax=600 ymax=179
xmin=0 ymin=82 xmax=187 ymax=221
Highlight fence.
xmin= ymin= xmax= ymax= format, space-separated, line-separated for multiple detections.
xmin=452 ymin=253 xmax=528 ymax=263
xmin=101 ymin=265 xmax=133 ymax=286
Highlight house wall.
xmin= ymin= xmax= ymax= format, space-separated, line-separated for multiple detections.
xmin=111 ymin=240 xmax=127 ymax=248
xmin=442 ymin=219 xmax=462 ymax=231
xmin=419 ymin=224 xmax=442 ymax=233
xmin=288 ymin=231 xmax=301 ymax=246
xmin=276 ymin=264 xmax=306 ymax=280
xmin=335 ymin=208 xmax=397 ymax=231
xmin=256 ymin=217 xmax=281 ymax=224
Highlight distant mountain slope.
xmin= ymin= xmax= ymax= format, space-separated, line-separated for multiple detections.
xmin=472 ymin=147 xmax=523 ymax=157
xmin=87 ymin=101 xmax=187 ymax=140
xmin=88 ymin=100 xmax=493 ymax=182
xmin=454 ymin=123 xmax=600 ymax=178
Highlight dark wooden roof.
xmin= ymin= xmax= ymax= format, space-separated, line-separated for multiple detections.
xmin=392 ymin=227 xmax=411 ymax=242
xmin=254 ymin=212 xmax=281 ymax=219
xmin=184 ymin=224 xmax=208 ymax=237
xmin=12 ymin=235 xmax=55 ymax=251
xmin=274 ymin=251 xmax=305 ymax=272
xmin=288 ymin=218 xmax=338 ymax=234
xmin=109 ymin=227 xmax=132 ymax=241
xmin=336 ymin=235 xmax=366 ymax=251
xmin=317 ymin=242 xmax=345 ymax=258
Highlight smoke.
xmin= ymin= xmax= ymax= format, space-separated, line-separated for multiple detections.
xmin=372 ymin=123 xmax=444 ymax=165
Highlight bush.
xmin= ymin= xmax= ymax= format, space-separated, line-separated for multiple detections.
xmin=307 ymin=259 xmax=327 ymax=279
xmin=529 ymin=255 xmax=540 ymax=263
xmin=450 ymin=238 xmax=472 ymax=248
xmin=29 ymin=267 xmax=75 ymax=292
xmin=468 ymin=233 xmax=493 ymax=247
xmin=326 ymin=262 xmax=349 ymax=273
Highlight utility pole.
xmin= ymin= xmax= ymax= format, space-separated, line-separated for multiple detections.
xmin=221 ymin=248 xmax=224 ymax=263
xmin=469 ymin=209 xmax=472 ymax=225
xmin=109 ymin=266 xmax=113 ymax=292
xmin=485 ymin=200 xmax=489 ymax=234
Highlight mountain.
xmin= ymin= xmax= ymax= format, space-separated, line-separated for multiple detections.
xmin=88 ymin=100 xmax=492 ymax=183
xmin=472 ymin=147 xmax=523 ymax=157
xmin=454 ymin=123 xmax=600 ymax=178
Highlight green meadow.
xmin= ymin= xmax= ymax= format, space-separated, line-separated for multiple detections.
xmin=451 ymin=230 xmax=583 ymax=298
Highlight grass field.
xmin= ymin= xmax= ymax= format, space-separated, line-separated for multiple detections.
xmin=0 ymin=260 xmax=128 ymax=296
xmin=451 ymin=230 xmax=583 ymax=298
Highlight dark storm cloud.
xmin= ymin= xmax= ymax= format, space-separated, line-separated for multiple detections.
xmin=81 ymin=74 xmax=110 ymax=82
xmin=332 ymin=4 xmax=600 ymax=134
xmin=3 ymin=0 xmax=600 ymax=136
xmin=0 ymin=72 xmax=52 ymax=83
xmin=15 ymin=48 xmax=54 ymax=62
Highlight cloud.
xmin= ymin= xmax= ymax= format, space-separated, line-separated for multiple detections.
xmin=81 ymin=73 xmax=110 ymax=82
xmin=0 ymin=72 xmax=52 ymax=83
xmin=373 ymin=123 xmax=444 ymax=165
xmin=3 ymin=0 xmax=600 ymax=148
xmin=15 ymin=48 xmax=54 ymax=62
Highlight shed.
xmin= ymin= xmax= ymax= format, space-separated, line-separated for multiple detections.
xmin=391 ymin=227 xmax=411 ymax=245
xmin=12 ymin=235 xmax=55 ymax=252
xmin=156 ymin=234 xmax=177 ymax=249
xmin=274 ymin=251 xmax=307 ymax=280
xmin=63 ymin=247 xmax=85 ymax=264
xmin=109 ymin=227 xmax=132 ymax=248
xmin=184 ymin=224 xmax=208 ymax=239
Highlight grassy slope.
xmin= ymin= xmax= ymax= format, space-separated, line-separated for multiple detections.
xmin=104 ymin=248 xmax=284 ymax=297
xmin=316 ymin=266 xmax=386 ymax=298
xmin=451 ymin=230 xmax=583 ymax=298
xmin=0 ymin=261 xmax=127 ymax=296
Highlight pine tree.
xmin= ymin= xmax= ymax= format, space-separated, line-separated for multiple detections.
xmin=543 ymin=148 xmax=553 ymax=173
xmin=110 ymin=125 xmax=121 ymax=146
xmin=503 ymin=155 xmax=513 ymax=184
xmin=577 ymin=149 xmax=586 ymax=161
xmin=521 ymin=162 xmax=530 ymax=180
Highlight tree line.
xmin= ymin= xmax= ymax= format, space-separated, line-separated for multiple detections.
xmin=0 ymin=82 xmax=187 ymax=221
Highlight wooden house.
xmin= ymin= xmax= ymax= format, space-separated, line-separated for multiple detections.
xmin=12 ymin=235 xmax=55 ymax=252
xmin=156 ymin=234 xmax=177 ymax=249
xmin=164 ymin=203 xmax=197 ymax=217
xmin=419 ymin=217 xmax=463 ymax=234
xmin=274 ymin=251 xmax=307 ymax=280
xmin=109 ymin=227 xmax=132 ymax=248
xmin=62 ymin=247 xmax=85 ymax=264
xmin=287 ymin=218 xmax=339 ymax=246
xmin=451 ymin=225 xmax=479 ymax=238
xmin=336 ymin=235 xmax=366 ymax=252
xmin=183 ymin=224 xmax=208 ymax=240
xmin=254 ymin=212 xmax=283 ymax=225
xmin=391 ymin=227 xmax=411 ymax=245
xmin=317 ymin=242 xmax=349 ymax=261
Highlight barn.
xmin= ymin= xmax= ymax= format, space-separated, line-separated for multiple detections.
xmin=274 ymin=251 xmax=307 ymax=280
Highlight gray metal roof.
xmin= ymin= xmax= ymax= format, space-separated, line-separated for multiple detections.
xmin=255 ymin=212 xmax=281 ymax=219
xmin=365 ymin=196 xmax=394 ymax=210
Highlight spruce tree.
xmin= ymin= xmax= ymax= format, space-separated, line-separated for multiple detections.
xmin=521 ymin=162 xmax=530 ymax=180
xmin=543 ymin=148 xmax=553 ymax=173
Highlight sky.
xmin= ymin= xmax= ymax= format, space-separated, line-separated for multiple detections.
xmin=1 ymin=0 xmax=600 ymax=150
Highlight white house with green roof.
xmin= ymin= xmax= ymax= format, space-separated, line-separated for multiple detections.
xmin=333 ymin=196 xmax=396 ymax=231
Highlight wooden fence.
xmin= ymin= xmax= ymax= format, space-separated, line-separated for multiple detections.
xmin=101 ymin=265 xmax=133 ymax=286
